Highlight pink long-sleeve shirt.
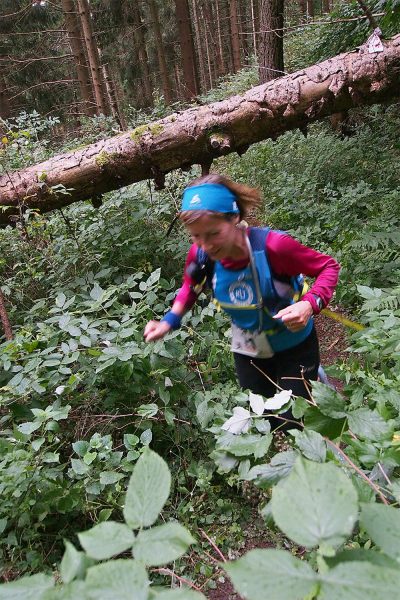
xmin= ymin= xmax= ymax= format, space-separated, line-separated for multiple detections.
xmin=175 ymin=229 xmax=340 ymax=314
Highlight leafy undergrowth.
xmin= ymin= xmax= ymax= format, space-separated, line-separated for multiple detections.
xmin=0 ymin=95 xmax=400 ymax=598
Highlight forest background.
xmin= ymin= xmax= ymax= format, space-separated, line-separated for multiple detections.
xmin=1 ymin=1 xmax=400 ymax=599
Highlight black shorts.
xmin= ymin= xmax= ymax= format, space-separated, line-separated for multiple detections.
xmin=234 ymin=326 xmax=320 ymax=429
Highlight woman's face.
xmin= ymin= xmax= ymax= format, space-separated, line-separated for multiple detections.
xmin=186 ymin=214 xmax=242 ymax=260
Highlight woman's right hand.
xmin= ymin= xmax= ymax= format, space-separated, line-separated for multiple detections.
xmin=143 ymin=320 xmax=171 ymax=342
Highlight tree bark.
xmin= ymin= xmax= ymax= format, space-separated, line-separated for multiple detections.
xmin=191 ymin=0 xmax=207 ymax=91
xmin=307 ymin=0 xmax=314 ymax=18
xmin=322 ymin=0 xmax=330 ymax=13
xmin=62 ymin=0 xmax=95 ymax=116
xmin=0 ymin=288 xmax=13 ymax=340
xmin=1 ymin=33 xmax=400 ymax=224
xmin=131 ymin=1 xmax=153 ymax=107
xmin=214 ymin=0 xmax=227 ymax=76
xmin=299 ymin=0 xmax=307 ymax=17
xmin=76 ymin=0 xmax=109 ymax=115
xmin=0 ymin=76 xmax=10 ymax=119
xmin=149 ymin=0 xmax=173 ymax=104
xmin=258 ymin=0 xmax=285 ymax=84
xmin=174 ymin=0 xmax=199 ymax=99
xmin=251 ymin=0 xmax=260 ymax=59
xmin=200 ymin=2 xmax=215 ymax=89
xmin=230 ymin=0 xmax=241 ymax=72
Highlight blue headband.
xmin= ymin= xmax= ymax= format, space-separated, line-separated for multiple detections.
xmin=181 ymin=184 xmax=240 ymax=214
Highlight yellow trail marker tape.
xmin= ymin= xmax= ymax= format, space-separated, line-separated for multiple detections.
xmin=321 ymin=308 xmax=365 ymax=331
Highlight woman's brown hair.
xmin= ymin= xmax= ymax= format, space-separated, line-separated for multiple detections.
xmin=179 ymin=174 xmax=261 ymax=224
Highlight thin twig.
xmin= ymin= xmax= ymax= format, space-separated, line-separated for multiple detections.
xmin=325 ymin=439 xmax=388 ymax=505
xmin=152 ymin=568 xmax=202 ymax=591
xmin=200 ymin=529 xmax=227 ymax=563
xmin=377 ymin=462 xmax=392 ymax=486
xmin=327 ymin=337 xmax=340 ymax=351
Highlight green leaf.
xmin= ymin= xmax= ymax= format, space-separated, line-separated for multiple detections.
xmin=67 ymin=325 xmax=81 ymax=337
xmin=218 ymin=433 xmax=272 ymax=458
xmin=124 ymin=434 xmax=139 ymax=449
xmin=72 ymin=441 xmax=89 ymax=457
xmin=0 ymin=573 xmax=54 ymax=599
xmin=56 ymin=292 xmax=66 ymax=308
xmin=319 ymin=561 xmax=400 ymax=599
xmin=196 ymin=400 xmax=215 ymax=429
xmin=132 ymin=522 xmax=195 ymax=566
xmin=0 ymin=518 xmax=7 ymax=535
xmin=271 ymin=457 xmax=358 ymax=549
xmin=360 ymin=503 xmax=400 ymax=560
xmin=71 ymin=458 xmax=90 ymax=475
xmin=85 ymin=559 xmax=149 ymax=600
xmin=60 ymin=541 xmax=93 ymax=584
xmin=17 ymin=421 xmax=42 ymax=435
xmin=90 ymin=284 xmax=104 ymax=301
xmin=140 ymin=429 xmax=152 ymax=445
xmin=347 ymin=408 xmax=392 ymax=441
xmin=99 ymin=471 xmax=124 ymax=485
xmin=83 ymin=452 xmax=97 ymax=465
xmin=312 ymin=381 xmax=347 ymax=418
xmin=291 ymin=429 xmax=326 ymax=462
xmin=324 ymin=548 xmax=398 ymax=570
xmin=59 ymin=315 xmax=71 ymax=330
xmin=224 ymin=549 xmax=317 ymax=600
xmin=79 ymin=335 xmax=92 ymax=348
xmin=137 ymin=404 xmax=158 ymax=418
xmin=41 ymin=581 xmax=88 ymax=599
xmin=123 ymin=449 xmax=171 ymax=529
xmin=292 ymin=397 xmax=308 ymax=419
xmin=247 ymin=450 xmax=296 ymax=487
xmin=78 ymin=522 xmax=135 ymax=560
xmin=303 ymin=407 xmax=347 ymax=439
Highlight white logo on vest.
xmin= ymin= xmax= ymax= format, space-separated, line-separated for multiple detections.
xmin=229 ymin=281 xmax=254 ymax=305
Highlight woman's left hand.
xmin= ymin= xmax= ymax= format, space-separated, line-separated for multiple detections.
xmin=273 ymin=301 xmax=313 ymax=332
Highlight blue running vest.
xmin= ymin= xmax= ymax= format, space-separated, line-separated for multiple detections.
xmin=199 ymin=227 xmax=313 ymax=353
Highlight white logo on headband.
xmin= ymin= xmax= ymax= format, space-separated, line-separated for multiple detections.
xmin=232 ymin=201 xmax=238 ymax=211
xmin=190 ymin=194 xmax=201 ymax=205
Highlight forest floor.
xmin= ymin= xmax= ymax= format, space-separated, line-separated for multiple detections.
xmin=205 ymin=306 xmax=351 ymax=600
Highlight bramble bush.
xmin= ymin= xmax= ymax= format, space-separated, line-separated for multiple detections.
xmin=1 ymin=83 xmax=400 ymax=590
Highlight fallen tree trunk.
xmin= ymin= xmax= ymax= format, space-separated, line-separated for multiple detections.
xmin=1 ymin=33 xmax=399 ymax=224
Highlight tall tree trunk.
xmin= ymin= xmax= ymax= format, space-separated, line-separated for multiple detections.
xmin=202 ymin=1 xmax=218 ymax=88
xmin=0 ymin=77 xmax=10 ymax=119
xmin=251 ymin=0 xmax=260 ymax=59
xmin=100 ymin=54 xmax=127 ymax=130
xmin=299 ymin=0 xmax=307 ymax=17
xmin=214 ymin=0 xmax=227 ymax=76
xmin=322 ymin=0 xmax=330 ymax=12
xmin=307 ymin=0 xmax=314 ymax=17
xmin=230 ymin=0 xmax=242 ymax=72
xmin=62 ymin=0 xmax=95 ymax=116
xmin=191 ymin=0 xmax=207 ymax=91
xmin=237 ymin=0 xmax=249 ymax=62
xmin=131 ymin=1 xmax=153 ymax=107
xmin=0 ymin=288 xmax=12 ymax=340
xmin=149 ymin=0 xmax=173 ymax=104
xmin=2 ymin=32 xmax=400 ymax=223
xmin=76 ymin=0 xmax=109 ymax=115
xmin=174 ymin=0 xmax=199 ymax=99
xmin=258 ymin=0 xmax=285 ymax=84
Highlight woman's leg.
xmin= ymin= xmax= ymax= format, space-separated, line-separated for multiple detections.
xmin=276 ymin=326 xmax=320 ymax=398
xmin=233 ymin=352 xmax=277 ymax=398
xmin=234 ymin=327 xmax=320 ymax=431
